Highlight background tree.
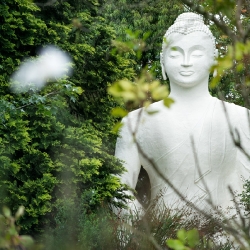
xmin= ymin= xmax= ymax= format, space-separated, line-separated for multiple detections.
xmin=101 ymin=0 xmax=183 ymax=79
xmin=0 ymin=0 xmax=134 ymax=235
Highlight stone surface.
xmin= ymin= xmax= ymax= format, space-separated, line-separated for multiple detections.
xmin=115 ymin=12 xmax=250 ymax=213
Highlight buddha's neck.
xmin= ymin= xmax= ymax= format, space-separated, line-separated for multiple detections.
xmin=169 ymin=80 xmax=211 ymax=104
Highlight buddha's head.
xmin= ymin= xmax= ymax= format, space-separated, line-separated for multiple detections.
xmin=161 ymin=12 xmax=218 ymax=88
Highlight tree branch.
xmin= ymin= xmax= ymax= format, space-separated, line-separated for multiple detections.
xmin=236 ymin=0 xmax=245 ymax=41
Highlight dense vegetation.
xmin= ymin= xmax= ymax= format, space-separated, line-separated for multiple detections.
xmin=0 ymin=0 xmax=135 ymax=235
xmin=0 ymin=0 xmax=250 ymax=249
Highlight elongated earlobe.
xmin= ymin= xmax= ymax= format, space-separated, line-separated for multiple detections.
xmin=160 ymin=52 xmax=167 ymax=80
xmin=212 ymin=49 xmax=218 ymax=77
xmin=213 ymin=69 xmax=217 ymax=77
xmin=214 ymin=49 xmax=218 ymax=59
xmin=161 ymin=64 xmax=167 ymax=80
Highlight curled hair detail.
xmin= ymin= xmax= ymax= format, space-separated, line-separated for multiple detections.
xmin=162 ymin=12 xmax=216 ymax=58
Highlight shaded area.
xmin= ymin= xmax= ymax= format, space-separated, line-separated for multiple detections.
xmin=135 ymin=166 xmax=151 ymax=209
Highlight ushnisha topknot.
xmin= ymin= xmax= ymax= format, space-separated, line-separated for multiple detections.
xmin=162 ymin=12 xmax=216 ymax=57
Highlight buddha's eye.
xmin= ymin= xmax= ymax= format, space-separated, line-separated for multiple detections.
xmin=191 ymin=50 xmax=203 ymax=57
xmin=169 ymin=51 xmax=182 ymax=58
xmin=168 ymin=47 xmax=182 ymax=58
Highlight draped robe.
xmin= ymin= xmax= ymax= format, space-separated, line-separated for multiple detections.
xmin=115 ymin=97 xmax=250 ymax=212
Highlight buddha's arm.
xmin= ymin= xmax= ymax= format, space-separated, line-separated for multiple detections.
xmin=115 ymin=115 xmax=144 ymax=215
xmin=237 ymin=108 xmax=250 ymax=176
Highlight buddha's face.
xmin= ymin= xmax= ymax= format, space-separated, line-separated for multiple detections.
xmin=162 ymin=31 xmax=215 ymax=88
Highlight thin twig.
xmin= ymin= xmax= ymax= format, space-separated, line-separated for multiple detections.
xmin=236 ymin=0 xmax=245 ymax=40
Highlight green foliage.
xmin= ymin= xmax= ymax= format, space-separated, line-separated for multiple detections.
xmin=0 ymin=85 xmax=74 ymax=233
xmin=41 ymin=196 xmax=234 ymax=249
xmin=211 ymin=41 xmax=250 ymax=89
xmin=0 ymin=0 xmax=133 ymax=235
xmin=42 ymin=201 xmax=118 ymax=250
xmin=101 ymin=0 xmax=184 ymax=78
xmin=37 ymin=1 xmax=136 ymax=128
xmin=108 ymin=70 xmax=174 ymax=115
xmin=167 ymin=229 xmax=200 ymax=250
xmin=0 ymin=0 xmax=49 ymax=84
xmin=240 ymin=179 xmax=250 ymax=214
xmin=0 ymin=206 xmax=37 ymax=249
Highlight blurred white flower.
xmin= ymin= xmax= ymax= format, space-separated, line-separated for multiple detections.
xmin=11 ymin=45 xmax=73 ymax=93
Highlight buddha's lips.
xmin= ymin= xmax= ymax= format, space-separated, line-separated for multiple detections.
xmin=180 ymin=71 xmax=194 ymax=76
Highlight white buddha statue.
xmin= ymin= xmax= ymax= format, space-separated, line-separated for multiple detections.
xmin=115 ymin=12 xmax=250 ymax=214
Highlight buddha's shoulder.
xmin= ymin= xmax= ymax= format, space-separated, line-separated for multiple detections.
xmin=213 ymin=98 xmax=249 ymax=128
xmin=122 ymin=101 xmax=165 ymax=128
xmin=148 ymin=100 xmax=165 ymax=110
xmin=215 ymin=98 xmax=248 ymax=114
xmin=126 ymin=101 xmax=165 ymax=117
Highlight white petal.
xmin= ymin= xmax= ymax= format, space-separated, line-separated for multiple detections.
xmin=10 ymin=45 xmax=73 ymax=93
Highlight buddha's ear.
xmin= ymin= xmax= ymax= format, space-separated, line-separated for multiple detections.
xmin=212 ymin=49 xmax=218 ymax=77
xmin=160 ymin=52 xmax=167 ymax=80
xmin=214 ymin=49 xmax=218 ymax=59
xmin=213 ymin=69 xmax=217 ymax=77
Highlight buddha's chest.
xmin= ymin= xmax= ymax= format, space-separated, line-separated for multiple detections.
xmin=137 ymin=102 xmax=237 ymax=175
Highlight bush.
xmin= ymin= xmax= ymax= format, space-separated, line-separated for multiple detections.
xmin=41 ymin=194 xmax=235 ymax=250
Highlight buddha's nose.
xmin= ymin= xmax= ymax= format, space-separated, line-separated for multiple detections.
xmin=181 ymin=55 xmax=192 ymax=67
